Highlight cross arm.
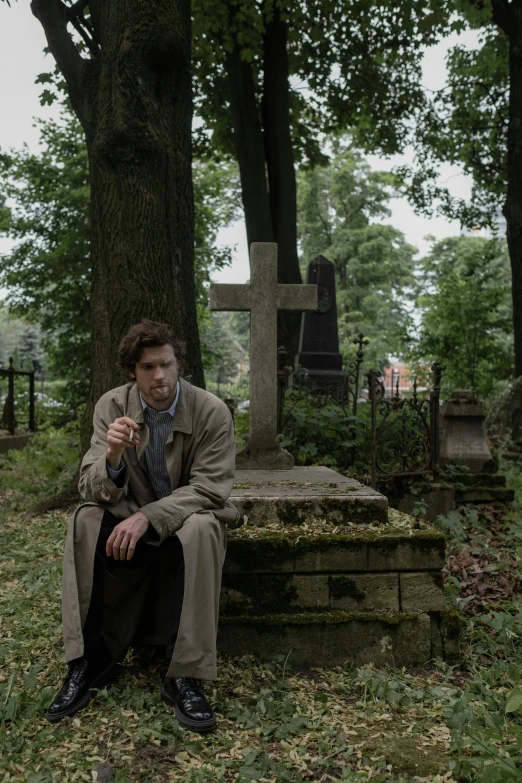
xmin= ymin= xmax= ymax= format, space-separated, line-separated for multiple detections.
xmin=277 ymin=284 xmax=317 ymax=312
xmin=209 ymin=283 xmax=253 ymax=312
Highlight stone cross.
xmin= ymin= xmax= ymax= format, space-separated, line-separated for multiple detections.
xmin=210 ymin=242 xmax=317 ymax=469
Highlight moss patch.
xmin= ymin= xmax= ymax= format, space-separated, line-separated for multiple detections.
xmin=221 ymin=574 xmax=299 ymax=613
xmin=329 ymin=576 xmax=366 ymax=602
xmin=363 ymin=729 xmax=449 ymax=777
xmin=220 ymin=609 xmax=425 ymax=627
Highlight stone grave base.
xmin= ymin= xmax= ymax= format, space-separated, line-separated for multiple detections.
xmin=219 ymin=468 xmax=460 ymax=668
xmin=218 ymin=610 xmax=459 ymax=669
xmin=449 ymin=472 xmax=515 ymax=504
xmin=385 ymin=473 xmax=514 ymax=519
xmin=0 ymin=433 xmax=35 ymax=454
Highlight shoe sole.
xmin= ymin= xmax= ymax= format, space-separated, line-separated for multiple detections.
xmin=45 ymin=662 xmax=119 ymax=723
xmin=161 ymin=686 xmax=217 ymax=733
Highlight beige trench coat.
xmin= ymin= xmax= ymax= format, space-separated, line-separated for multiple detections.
xmin=62 ymin=378 xmax=238 ymax=680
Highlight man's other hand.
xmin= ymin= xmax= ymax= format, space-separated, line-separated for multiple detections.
xmin=106 ymin=416 xmax=140 ymax=469
xmin=106 ymin=512 xmax=150 ymax=561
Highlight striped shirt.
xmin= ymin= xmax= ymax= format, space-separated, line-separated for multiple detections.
xmin=107 ymin=382 xmax=180 ymax=499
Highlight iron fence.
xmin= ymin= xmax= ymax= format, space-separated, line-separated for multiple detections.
xmin=274 ymin=338 xmax=445 ymax=488
xmin=0 ymin=357 xmax=36 ymax=435
xmin=367 ymin=362 xmax=445 ymax=489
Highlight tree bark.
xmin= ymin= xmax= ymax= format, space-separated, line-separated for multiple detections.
xmin=503 ymin=2 xmax=522 ymax=376
xmin=225 ymin=46 xmax=273 ymax=247
xmin=31 ymin=0 xmax=202 ymax=454
xmin=262 ymin=7 xmax=303 ymax=359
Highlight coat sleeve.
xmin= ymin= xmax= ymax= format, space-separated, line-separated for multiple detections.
xmin=139 ymin=409 xmax=236 ymax=542
xmin=78 ymin=405 xmax=130 ymax=505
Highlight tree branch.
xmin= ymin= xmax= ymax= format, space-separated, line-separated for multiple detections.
xmin=30 ymin=0 xmax=88 ymax=120
xmin=465 ymin=0 xmax=512 ymax=34
xmin=63 ymin=0 xmax=100 ymax=52
xmin=491 ymin=0 xmax=512 ymax=34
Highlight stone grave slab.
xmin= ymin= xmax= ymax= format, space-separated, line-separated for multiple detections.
xmin=230 ymin=466 xmax=388 ymax=527
xmin=219 ymin=478 xmax=460 ymax=667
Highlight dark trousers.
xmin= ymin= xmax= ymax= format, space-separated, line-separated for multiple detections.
xmin=82 ymin=509 xmax=185 ymax=662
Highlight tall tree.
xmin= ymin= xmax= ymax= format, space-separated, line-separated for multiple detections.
xmin=0 ymin=112 xmax=240 ymax=418
xmin=398 ymin=0 xmax=522 ymax=376
xmin=193 ymin=0 xmax=454 ymax=355
xmin=407 ymin=235 xmax=513 ymax=398
xmin=26 ymin=0 xmax=199 ymax=450
xmin=297 ymin=146 xmax=417 ymax=369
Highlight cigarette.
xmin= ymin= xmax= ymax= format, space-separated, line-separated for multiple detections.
xmin=129 ymin=428 xmax=134 ymax=442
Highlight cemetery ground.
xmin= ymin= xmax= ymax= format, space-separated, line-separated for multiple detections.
xmin=1 ymin=438 xmax=522 ymax=782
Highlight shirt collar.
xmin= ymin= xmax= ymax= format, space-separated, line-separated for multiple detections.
xmin=139 ymin=381 xmax=180 ymax=417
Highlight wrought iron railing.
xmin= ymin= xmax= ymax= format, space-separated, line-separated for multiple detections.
xmin=275 ymin=338 xmax=444 ymax=487
xmin=0 ymin=357 xmax=36 ymax=435
xmin=367 ymin=362 xmax=445 ymax=489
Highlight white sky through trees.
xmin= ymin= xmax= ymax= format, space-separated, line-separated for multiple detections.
xmin=0 ymin=2 xmax=481 ymax=288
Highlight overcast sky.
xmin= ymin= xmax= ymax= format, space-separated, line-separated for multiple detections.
xmin=0 ymin=2 xmax=481 ymax=287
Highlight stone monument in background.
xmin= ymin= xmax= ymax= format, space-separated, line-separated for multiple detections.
xmin=291 ymin=255 xmax=347 ymax=400
xmin=440 ymin=389 xmax=496 ymax=473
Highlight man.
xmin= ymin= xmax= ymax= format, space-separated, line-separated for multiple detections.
xmin=46 ymin=319 xmax=238 ymax=732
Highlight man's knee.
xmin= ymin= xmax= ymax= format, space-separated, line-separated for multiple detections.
xmin=181 ymin=511 xmax=222 ymax=540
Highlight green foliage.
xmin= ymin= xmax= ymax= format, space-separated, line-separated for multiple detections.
xmin=200 ymin=312 xmax=249 ymax=382
xmin=0 ymin=424 xmax=80 ymax=510
xmin=193 ymin=0 xmax=458 ymax=164
xmin=0 ymin=109 xmax=241 ymax=405
xmin=397 ymin=16 xmax=508 ymax=230
xmin=281 ymin=395 xmax=369 ymax=470
xmin=0 ymin=305 xmax=44 ymax=372
xmin=405 ymin=235 xmax=513 ymax=397
xmin=297 ymin=144 xmax=417 ymax=369
xmin=0 ymin=112 xmax=91 ymax=414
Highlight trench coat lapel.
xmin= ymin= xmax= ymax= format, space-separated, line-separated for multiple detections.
xmin=165 ymin=379 xmax=194 ymax=488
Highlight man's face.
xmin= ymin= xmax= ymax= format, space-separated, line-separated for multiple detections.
xmin=133 ymin=344 xmax=179 ymax=410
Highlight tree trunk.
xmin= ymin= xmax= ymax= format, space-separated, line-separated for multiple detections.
xmin=262 ymin=8 xmax=303 ymax=359
xmin=505 ymin=7 xmax=522 ymax=377
xmin=225 ymin=47 xmax=273 ymax=247
xmin=32 ymin=0 xmax=202 ymax=455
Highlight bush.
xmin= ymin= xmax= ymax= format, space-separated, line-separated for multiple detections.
xmin=280 ymin=396 xmax=369 ymax=471
xmin=1 ymin=424 xmax=80 ymax=510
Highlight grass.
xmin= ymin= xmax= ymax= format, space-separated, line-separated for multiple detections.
xmin=1 ymin=433 xmax=522 ymax=781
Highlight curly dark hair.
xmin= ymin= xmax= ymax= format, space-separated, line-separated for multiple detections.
xmin=117 ymin=319 xmax=186 ymax=379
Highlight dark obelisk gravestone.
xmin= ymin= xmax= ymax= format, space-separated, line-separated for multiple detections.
xmin=292 ymin=255 xmax=347 ymax=397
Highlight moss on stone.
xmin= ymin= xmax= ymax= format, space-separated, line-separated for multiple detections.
xmin=222 ymin=574 xmax=298 ymax=613
xmin=220 ymin=609 xmax=425 ymax=627
xmin=440 ymin=605 xmax=461 ymax=639
xmin=228 ymin=527 xmax=445 ymax=545
xmin=225 ymin=535 xmax=295 ymax=573
xmin=329 ymin=576 xmax=365 ymax=602
xmin=363 ymin=731 xmax=449 ymax=777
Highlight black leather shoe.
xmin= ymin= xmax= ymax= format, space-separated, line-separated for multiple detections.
xmin=161 ymin=677 xmax=216 ymax=732
xmin=45 ymin=655 xmax=117 ymax=723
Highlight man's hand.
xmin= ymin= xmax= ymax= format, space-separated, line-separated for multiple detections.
xmin=106 ymin=416 xmax=140 ymax=469
xmin=106 ymin=512 xmax=150 ymax=561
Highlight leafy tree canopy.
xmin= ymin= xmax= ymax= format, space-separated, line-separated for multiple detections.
xmin=0 ymin=111 xmax=241 ymax=413
xmin=397 ymin=5 xmax=508 ymax=229
xmin=193 ymin=0 xmax=459 ymax=163
xmin=297 ymin=144 xmax=417 ymax=370
xmin=406 ymin=235 xmax=513 ymax=398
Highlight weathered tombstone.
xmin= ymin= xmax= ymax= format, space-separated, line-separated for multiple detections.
xmin=440 ymin=389 xmax=496 ymax=473
xmin=291 ymin=255 xmax=347 ymax=398
xmin=209 ymin=242 xmax=457 ymax=668
xmin=210 ymin=242 xmax=318 ymax=469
